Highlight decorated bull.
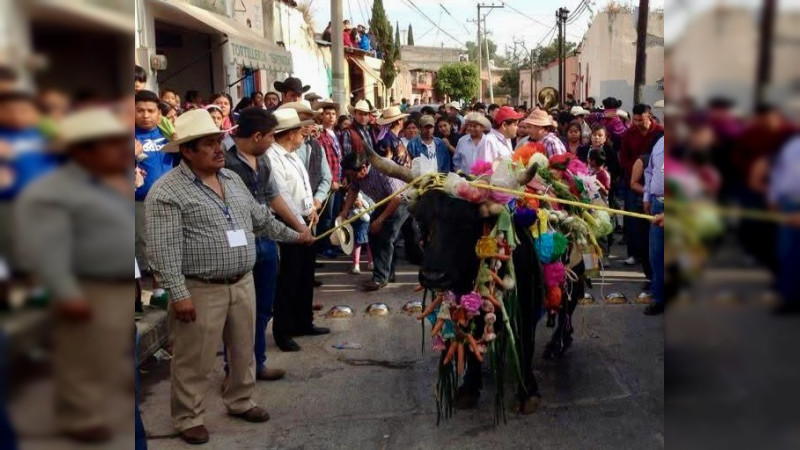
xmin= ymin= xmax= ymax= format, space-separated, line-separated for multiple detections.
xmin=359 ymin=142 xmax=610 ymax=423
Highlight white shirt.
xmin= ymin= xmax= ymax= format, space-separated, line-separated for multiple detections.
xmin=478 ymin=128 xmax=513 ymax=164
xmin=267 ymin=142 xmax=314 ymax=219
xmin=453 ymin=134 xmax=486 ymax=173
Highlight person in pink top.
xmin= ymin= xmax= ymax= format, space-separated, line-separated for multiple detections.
xmin=343 ymin=21 xmax=354 ymax=47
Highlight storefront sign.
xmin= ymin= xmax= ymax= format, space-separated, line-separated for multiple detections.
xmin=229 ymin=40 xmax=292 ymax=74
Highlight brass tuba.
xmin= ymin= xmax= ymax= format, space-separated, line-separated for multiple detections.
xmin=537 ymin=87 xmax=559 ymax=110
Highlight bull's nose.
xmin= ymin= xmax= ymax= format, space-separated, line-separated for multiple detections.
xmin=419 ymin=270 xmax=451 ymax=289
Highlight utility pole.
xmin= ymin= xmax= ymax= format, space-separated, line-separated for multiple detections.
xmin=556 ymin=7 xmax=569 ymax=107
xmin=331 ymin=0 xmax=346 ymax=112
xmin=755 ymin=0 xmax=776 ymax=108
xmin=530 ymin=48 xmax=535 ymax=109
xmin=473 ymin=3 xmax=503 ymax=103
xmin=633 ymin=0 xmax=649 ymax=105
xmin=484 ymin=16 xmax=494 ymax=104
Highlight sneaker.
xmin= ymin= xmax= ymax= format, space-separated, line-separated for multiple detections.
xmin=623 ymin=257 xmax=638 ymax=266
xmin=350 ymin=265 xmax=361 ymax=275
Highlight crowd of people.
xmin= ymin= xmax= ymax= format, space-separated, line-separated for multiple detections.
xmin=322 ymin=20 xmax=379 ymax=57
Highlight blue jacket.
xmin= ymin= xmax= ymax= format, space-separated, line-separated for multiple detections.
xmin=406 ymin=137 xmax=452 ymax=174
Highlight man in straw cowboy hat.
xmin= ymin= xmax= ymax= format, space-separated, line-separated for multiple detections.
xmin=15 ymin=107 xmax=134 ymax=443
xmin=145 ymin=109 xmax=312 ymax=445
xmin=375 ymin=104 xmax=411 ymax=168
xmin=224 ymin=107 xmax=312 ymax=384
xmin=453 ymin=112 xmax=491 ymax=173
xmin=267 ymin=108 xmax=331 ymax=352
xmin=523 ymin=109 xmax=567 ymax=157
xmin=340 ymin=99 xmax=378 ymax=157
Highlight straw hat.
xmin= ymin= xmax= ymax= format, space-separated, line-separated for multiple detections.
xmin=464 ymin=112 xmax=491 ymax=130
xmin=375 ymin=105 xmax=409 ymax=125
xmin=522 ymin=109 xmax=554 ymax=127
xmin=447 ymin=101 xmax=461 ymax=110
xmin=316 ymin=98 xmax=338 ymax=110
xmin=59 ymin=107 xmax=129 ymax=146
xmin=273 ymin=108 xmax=315 ymax=134
xmin=347 ymin=99 xmax=374 ymax=115
xmin=616 ymin=109 xmax=629 ymax=119
xmin=278 ymin=100 xmax=320 ymax=119
xmin=570 ymin=106 xmax=589 ymax=116
xmin=163 ymin=109 xmax=234 ymax=152
xmin=329 ymin=216 xmax=354 ymax=255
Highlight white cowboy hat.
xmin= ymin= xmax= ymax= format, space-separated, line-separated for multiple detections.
xmin=570 ymin=106 xmax=589 ymax=116
xmin=329 ymin=216 xmax=354 ymax=255
xmin=464 ymin=112 xmax=491 ymax=130
xmin=60 ymin=107 xmax=129 ymax=146
xmin=347 ymin=99 xmax=374 ymax=115
xmin=375 ymin=105 xmax=409 ymax=126
xmin=163 ymin=109 xmax=235 ymax=153
xmin=447 ymin=101 xmax=461 ymax=110
xmin=273 ymin=108 xmax=315 ymax=134
xmin=278 ymin=100 xmax=320 ymax=119
xmin=316 ymin=98 xmax=338 ymax=110
xmin=616 ymin=109 xmax=629 ymax=119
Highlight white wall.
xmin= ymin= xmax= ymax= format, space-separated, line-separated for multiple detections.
xmin=271 ymin=0 xmax=331 ymax=98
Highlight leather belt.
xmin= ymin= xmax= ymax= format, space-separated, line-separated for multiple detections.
xmin=188 ymin=273 xmax=246 ymax=285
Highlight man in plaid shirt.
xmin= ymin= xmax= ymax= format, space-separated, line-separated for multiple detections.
xmin=145 ymin=109 xmax=312 ymax=445
xmin=316 ymin=100 xmax=345 ymax=257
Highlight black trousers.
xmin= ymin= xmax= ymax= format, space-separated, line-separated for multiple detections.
xmin=273 ymin=242 xmax=316 ymax=342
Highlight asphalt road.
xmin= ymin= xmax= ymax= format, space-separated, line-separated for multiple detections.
xmin=138 ymin=246 xmax=664 ymax=450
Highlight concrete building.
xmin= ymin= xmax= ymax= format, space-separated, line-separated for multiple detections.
xmin=397 ymin=45 xmax=462 ymax=104
xmin=576 ymin=8 xmax=664 ymax=110
xmin=518 ymin=56 xmax=579 ymax=108
xmin=667 ymin=5 xmax=800 ymax=111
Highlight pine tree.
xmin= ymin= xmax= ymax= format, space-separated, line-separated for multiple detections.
xmin=407 ymin=24 xmax=415 ymax=46
xmin=369 ymin=0 xmax=397 ymax=90
xmin=395 ymin=22 xmax=401 ymax=52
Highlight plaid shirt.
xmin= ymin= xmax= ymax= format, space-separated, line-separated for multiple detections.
xmin=145 ymin=161 xmax=299 ymax=301
xmin=541 ymin=132 xmax=567 ymax=157
xmin=352 ymin=165 xmax=407 ymax=203
xmin=319 ymin=129 xmax=343 ymax=183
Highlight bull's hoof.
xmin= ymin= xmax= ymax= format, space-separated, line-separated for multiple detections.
xmin=517 ymin=395 xmax=542 ymax=415
xmin=453 ymin=389 xmax=480 ymax=410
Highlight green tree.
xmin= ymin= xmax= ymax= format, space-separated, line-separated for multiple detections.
xmin=407 ymin=24 xmax=414 ymax=45
xmin=532 ymin=37 xmax=577 ymax=67
xmin=434 ymin=63 xmax=479 ymax=101
xmin=370 ymin=0 xmax=397 ymax=88
xmin=465 ymin=39 xmax=498 ymax=65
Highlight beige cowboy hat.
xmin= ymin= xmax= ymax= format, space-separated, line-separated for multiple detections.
xmin=278 ymin=100 xmax=320 ymax=119
xmin=273 ymin=108 xmax=315 ymax=134
xmin=522 ymin=109 xmax=554 ymax=127
xmin=347 ymin=99 xmax=374 ymax=115
xmin=570 ymin=106 xmax=589 ymax=116
xmin=375 ymin=105 xmax=408 ymax=126
xmin=163 ymin=109 xmax=235 ymax=152
xmin=464 ymin=112 xmax=491 ymax=130
xmin=60 ymin=107 xmax=129 ymax=146
xmin=316 ymin=98 xmax=339 ymax=112
xmin=329 ymin=216 xmax=354 ymax=255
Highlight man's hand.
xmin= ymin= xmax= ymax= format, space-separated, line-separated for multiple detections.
xmin=296 ymin=227 xmax=315 ymax=245
xmin=643 ymin=202 xmax=651 ymax=215
xmin=653 ymin=213 xmax=664 ymax=228
xmin=172 ymin=298 xmax=197 ymax=323
xmin=332 ymin=181 xmax=340 ymax=191
xmin=308 ymin=210 xmax=319 ymax=227
xmin=55 ymin=299 xmax=92 ymax=322
xmin=369 ymin=217 xmax=385 ymax=235
xmin=314 ymin=199 xmax=322 ymax=211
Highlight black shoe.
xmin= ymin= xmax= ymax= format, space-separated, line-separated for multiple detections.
xmin=298 ymin=326 xmax=330 ymax=336
xmin=313 ymin=278 xmax=323 ymax=287
xmin=276 ymin=339 xmax=301 ymax=352
xmin=643 ymin=302 xmax=664 ymax=316
xmin=388 ymin=274 xmax=397 ymax=283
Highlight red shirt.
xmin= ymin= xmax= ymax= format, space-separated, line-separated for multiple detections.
xmin=619 ymin=121 xmax=663 ymax=184
xmin=343 ymin=31 xmax=354 ymax=47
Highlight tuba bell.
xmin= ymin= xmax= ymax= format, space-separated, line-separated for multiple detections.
xmin=537 ymin=87 xmax=559 ymax=110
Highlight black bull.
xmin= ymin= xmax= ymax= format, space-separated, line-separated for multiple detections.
xmin=364 ymin=149 xmax=586 ymax=403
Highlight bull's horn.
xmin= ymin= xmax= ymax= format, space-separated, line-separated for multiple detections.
xmin=516 ymin=163 xmax=540 ymax=186
xmin=364 ymin=144 xmax=414 ymax=183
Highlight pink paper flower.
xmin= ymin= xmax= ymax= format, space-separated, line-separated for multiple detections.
xmin=460 ymin=291 xmax=483 ymax=315
xmin=567 ymin=158 xmax=589 ymax=176
xmin=542 ymin=262 xmax=566 ymax=287
xmin=470 ymin=160 xmax=494 ymax=176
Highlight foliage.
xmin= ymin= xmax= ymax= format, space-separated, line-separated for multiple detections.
xmin=370 ymin=0 xmax=397 ymax=88
xmin=495 ymin=36 xmax=577 ymax=100
xmin=434 ymin=63 xmax=479 ymax=101
xmin=465 ymin=39 xmax=499 ymax=65
xmin=407 ymin=24 xmax=414 ymax=46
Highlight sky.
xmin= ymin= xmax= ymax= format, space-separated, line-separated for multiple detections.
xmin=307 ymin=0 xmax=666 ymax=56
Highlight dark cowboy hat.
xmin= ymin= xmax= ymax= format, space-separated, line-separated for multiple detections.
xmin=274 ymin=77 xmax=310 ymax=95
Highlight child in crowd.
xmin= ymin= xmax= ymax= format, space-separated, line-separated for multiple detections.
xmin=588 ymin=149 xmax=612 ymax=259
xmin=349 ymin=191 xmax=374 ymax=275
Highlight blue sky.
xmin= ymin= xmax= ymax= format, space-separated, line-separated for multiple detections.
xmin=308 ymin=0 xmax=666 ymax=53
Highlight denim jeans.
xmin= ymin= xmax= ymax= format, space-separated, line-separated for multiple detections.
xmin=369 ymin=204 xmax=410 ymax=284
xmin=624 ymin=187 xmax=645 ymax=259
xmin=649 ymin=198 xmax=665 ymax=304
xmin=135 ymin=332 xmax=147 ymax=450
xmin=223 ymin=238 xmax=278 ymax=373
xmin=317 ymin=191 xmax=342 ymax=252
xmin=777 ymin=198 xmax=800 ymax=304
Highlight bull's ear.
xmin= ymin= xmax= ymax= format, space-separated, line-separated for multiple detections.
xmin=516 ymin=163 xmax=540 ymax=186
xmin=364 ymin=141 xmax=414 ymax=183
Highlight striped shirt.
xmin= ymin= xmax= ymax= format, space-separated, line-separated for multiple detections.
xmin=352 ymin=164 xmax=407 ymax=203
xmin=145 ymin=161 xmax=299 ymax=301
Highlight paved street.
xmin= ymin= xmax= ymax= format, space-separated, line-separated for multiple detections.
xmin=139 ymin=244 xmax=664 ymax=450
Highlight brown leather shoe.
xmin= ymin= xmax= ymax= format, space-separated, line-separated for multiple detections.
xmin=257 ymin=368 xmax=286 ymax=381
xmin=180 ymin=425 xmax=210 ymax=445
xmin=230 ymin=406 xmax=271 ymax=423
xmin=362 ymin=280 xmax=387 ymax=292
xmin=63 ymin=426 xmax=112 ymax=444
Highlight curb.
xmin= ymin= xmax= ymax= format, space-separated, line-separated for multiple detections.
xmin=136 ymin=309 xmax=169 ymax=367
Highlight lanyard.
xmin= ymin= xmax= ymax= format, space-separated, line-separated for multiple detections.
xmin=186 ymin=173 xmax=234 ymax=227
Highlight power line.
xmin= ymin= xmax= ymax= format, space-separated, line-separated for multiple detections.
xmin=400 ymin=0 xmax=466 ymax=47
xmin=567 ymin=0 xmax=589 ymax=24
xmin=500 ymin=1 xmax=583 ymax=39
xmin=439 ymin=2 xmax=473 ymax=37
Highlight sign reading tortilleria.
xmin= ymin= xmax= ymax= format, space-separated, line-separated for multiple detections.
xmin=229 ymin=40 xmax=292 ymax=73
